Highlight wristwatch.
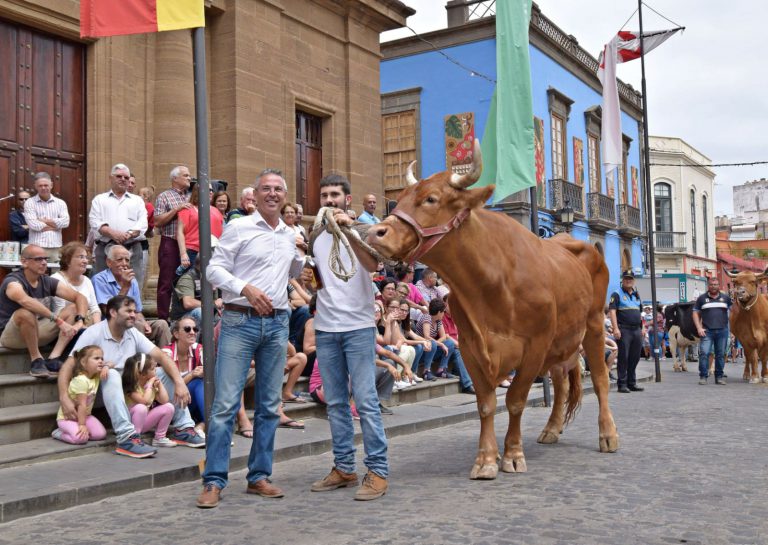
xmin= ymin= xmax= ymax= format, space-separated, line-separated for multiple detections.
xmin=74 ymin=314 xmax=85 ymax=323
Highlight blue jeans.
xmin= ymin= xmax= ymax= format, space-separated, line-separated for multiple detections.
xmin=648 ymin=329 xmax=665 ymax=355
xmin=438 ymin=339 xmax=473 ymax=389
xmin=699 ymin=327 xmax=728 ymax=379
xmin=187 ymin=377 xmax=205 ymax=423
xmin=202 ymin=309 xmax=289 ymax=489
xmin=156 ymin=367 xmax=196 ymax=431
xmin=316 ymin=327 xmax=388 ymax=478
xmin=99 ymin=368 xmax=135 ymax=443
xmin=412 ymin=339 xmax=438 ymax=374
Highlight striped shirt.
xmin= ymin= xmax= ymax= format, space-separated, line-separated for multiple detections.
xmin=89 ymin=190 xmax=147 ymax=243
xmin=693 ymin=291 xmax=731 ymax=330
xmin=24 ymin=194 xmax=69 ymax=248
xmin=155 ymin=188 xmax=189 ymax=238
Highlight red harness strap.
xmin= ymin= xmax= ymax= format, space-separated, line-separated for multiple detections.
xmin=391 ymin=207 xmax=471 ymax=264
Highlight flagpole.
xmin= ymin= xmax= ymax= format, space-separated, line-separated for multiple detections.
xmin=192 ymin=26 xmax=217 ymax=422
xmin=638 ymin=0 xmax=661 ymax=382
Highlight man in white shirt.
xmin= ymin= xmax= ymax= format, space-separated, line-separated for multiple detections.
xmin=197 ymin=168 xmax=305 ymax=509
xmin=24 ymin=172 xmax=70 ymax=263
xmin=308 ymin=174 xmax=389 ymax=501
xmin=89 ymin=163 xmax=148 ymax=278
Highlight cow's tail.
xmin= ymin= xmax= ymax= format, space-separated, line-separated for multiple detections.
xmin=563 ymin=362 xmax=582 ymax=426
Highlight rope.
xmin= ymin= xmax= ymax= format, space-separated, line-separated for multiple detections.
xmin=309 ymin=207 xmax=396 ymax=282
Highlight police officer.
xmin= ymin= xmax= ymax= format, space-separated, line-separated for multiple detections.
xmin=609 ymin=270 xmax=645 ymax=393
xmin=692 ymin=276 xmax=732 ymax=385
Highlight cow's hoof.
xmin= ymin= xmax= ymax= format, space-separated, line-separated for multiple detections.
xmin=501 ymin=456 xmax=527 ymax=473
xmin=537 ymin=430 xmax=559 ymax=444
xmin=470 ymin=462 xmax=498 ymax=480
xmin=681 ymin=366 xmax=688 ymax=372
xmin=762 ymin=377 xmax=768 ymax=383
xmin=599 ymin=434 xmax=620 ymax=453
xmin=749 ymin=377 xmax=760 ymax=384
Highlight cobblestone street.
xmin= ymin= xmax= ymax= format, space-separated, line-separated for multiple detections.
xmin=2 ymin=362 xmax=767 ymax=545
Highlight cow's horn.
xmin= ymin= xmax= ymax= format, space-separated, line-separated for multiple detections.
xmin=406 ymin=161 xmax=418 ymax=186
xmin=724 ymin=268 xmax=738 ymax=278
xmin=449 ymin=138 xmax=483 ymax=189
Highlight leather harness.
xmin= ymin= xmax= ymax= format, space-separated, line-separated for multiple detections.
xmin=391 ymin=207 xmax=471 ymax=264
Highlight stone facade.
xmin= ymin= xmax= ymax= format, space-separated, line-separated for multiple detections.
xmin=0 ymin=0 xmax=412 ymax=278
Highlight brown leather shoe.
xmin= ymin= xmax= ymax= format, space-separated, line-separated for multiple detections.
xmin=354 ymin=470 xmax=388 ymax=501
xmin=311 ymin=467 xmax=359 ymax=492
xmin=246 ymin=479 xmax=284 ymax=498
xmin=196 ymin=483 xmax=221 ymax=508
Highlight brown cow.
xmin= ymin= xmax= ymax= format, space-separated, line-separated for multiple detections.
xmin=367 ymin=140 xmax=619 ymax=480
xmin=724 ymin=268 xmax=768 ymax=383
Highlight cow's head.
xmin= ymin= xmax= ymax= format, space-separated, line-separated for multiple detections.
xmin=367 ymin=139 xmax=493 ymax=262
xmin=724 ymin=268 xmax=768 ymax=305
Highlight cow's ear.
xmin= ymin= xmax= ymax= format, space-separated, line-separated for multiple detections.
xmin=464 ymin=185 xmax=495 ymax=209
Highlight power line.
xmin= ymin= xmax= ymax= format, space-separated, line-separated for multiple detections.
xmin=649 ymin=160 xmax=768 ymax=168
xmin=403 ymin=24 xmax=497 ymax=84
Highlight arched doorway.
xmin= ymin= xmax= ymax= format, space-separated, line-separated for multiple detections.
xmin=621 ymin=248 xmax=632 ymax=273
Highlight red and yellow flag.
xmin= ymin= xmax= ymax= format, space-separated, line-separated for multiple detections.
xmin=80 ymin=0 xmax=204 ymax=38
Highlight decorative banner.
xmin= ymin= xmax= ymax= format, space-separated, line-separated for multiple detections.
xmin=534 ymin=116 xmax=546 ymax=209
xmin=631 ymin=166 xmax=639 ymax=206
xmin=573 ymin=137 xmax=584 ymax=187
xmin=606 ymin=170 xmax=614 ymax=198
xmin=620 ymin=168 xmax=627 ymax=204
xmin=80 ymin=0 xmax=205 ymax=38
xmin=445 ymin=112 xmax=475 ymax=174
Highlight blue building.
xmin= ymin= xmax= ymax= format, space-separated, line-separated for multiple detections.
xmin=380 ymin=2 xmax=648 ymax=295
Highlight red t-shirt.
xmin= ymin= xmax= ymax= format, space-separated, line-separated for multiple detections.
xmin=145 ymin=202 xmax=155 ymax=232
xmin=177 ymin=206 xmax=224 ymax=252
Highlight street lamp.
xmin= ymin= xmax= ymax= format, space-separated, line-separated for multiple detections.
xmin=557 ymin=198 xmax=575 ymax=233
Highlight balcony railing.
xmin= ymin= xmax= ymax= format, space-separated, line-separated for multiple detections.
xmin=617 ymin=203 xmax=642 ymax=236
xmin=549 ymin=178 xmax=584 ymax=216
xmin=586 ymin=193 xmax=616 ymax=231
xmin=654 ymin=231 xmax=687 ymax=253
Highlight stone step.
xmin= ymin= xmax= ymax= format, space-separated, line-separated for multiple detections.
xmin=0 ymin=350 xmax=30 ymax=376
xmin=0 ymin=402 xmax=59 ymax=446
xmin=0 ymin=374 xmax=58 ymax=409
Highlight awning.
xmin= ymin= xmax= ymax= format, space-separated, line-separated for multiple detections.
xmin=717 ymin=252 xmax=767 ymax=272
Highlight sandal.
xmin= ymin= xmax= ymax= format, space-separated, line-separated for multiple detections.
xmin=278 ymin=419 xmax=305 ymax=430
xmin=282 ymin=394 xmax=307 ymax=404
xmin=236 ymin=427 xmax=254 ymax=438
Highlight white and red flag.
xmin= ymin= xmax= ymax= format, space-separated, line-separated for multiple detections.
xmin=597 ymin=28 xmax=682 ymax=185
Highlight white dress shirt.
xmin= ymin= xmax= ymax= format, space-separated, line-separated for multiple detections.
xmin=207 ymin=211 xmax=304 ymax=310
xmin=89 ymin=190 xmax=148 ymax=242
xmin=24 ymin=194 xmax=70 ymax=248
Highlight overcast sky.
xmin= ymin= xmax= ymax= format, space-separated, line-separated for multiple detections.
xmin=382 ymin=1 xmax=768 ymax=216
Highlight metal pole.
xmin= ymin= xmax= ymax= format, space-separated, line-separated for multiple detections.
xmin=638 ymin=1 xmax=661 ymax=382
xmin=192 ymin=27 xmax=217 ymax=424
xmin=529 ymin=186 xmax=539 ymax=235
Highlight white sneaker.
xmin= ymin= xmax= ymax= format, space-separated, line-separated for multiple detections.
xmin=412 ymin=375 xmax=423 ymax=383
xmin=395 ymin=380 xmax=411 ymax=390
xmin=153 ymin=436 xmax=178 ymax=448
xmin=51 ymin=428 xmax=64 ymax=441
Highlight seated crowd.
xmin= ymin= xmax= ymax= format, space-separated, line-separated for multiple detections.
xmin=2 ymin=165 xmax=475 ymax=459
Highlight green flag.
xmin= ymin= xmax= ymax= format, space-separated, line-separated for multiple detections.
xmin=476 ymin=0 xmax=535 ymax=201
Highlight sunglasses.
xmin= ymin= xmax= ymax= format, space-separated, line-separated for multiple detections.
xmin=182 ymin=325 xmax=200 ymax=333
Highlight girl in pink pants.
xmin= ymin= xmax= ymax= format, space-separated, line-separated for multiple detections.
xmin=122 ymin=353 xmax=175 ymax=448
xmin=54 ymin=345 xmax=107 ymax=444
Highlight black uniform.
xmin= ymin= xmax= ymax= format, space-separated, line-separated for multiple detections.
xmin=609 ymin=286 xmax=643 ymax=389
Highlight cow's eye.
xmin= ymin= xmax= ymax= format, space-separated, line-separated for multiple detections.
xmin=425 ymin=196 xmax=438 ymax=204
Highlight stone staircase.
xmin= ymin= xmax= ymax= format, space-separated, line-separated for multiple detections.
xmin=0 ymin=344 xmax=475 ymax=468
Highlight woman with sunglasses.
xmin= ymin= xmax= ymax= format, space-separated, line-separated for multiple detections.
xmin=391 ymin=299 xmax=431 ymax=382
xmin=161 ymin=317 xmax=206 ymax=430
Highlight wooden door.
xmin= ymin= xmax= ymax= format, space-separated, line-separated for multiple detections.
xmin=295 ymin=110 xmax=322 ymax=215
xmin=0 ymin=19 xmax=86 ymax=242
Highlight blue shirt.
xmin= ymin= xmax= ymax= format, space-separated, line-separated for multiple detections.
xmin=693 ymin=291 xmax=731 ymax=330
xmin=92 ymin=269 xmax=143 ymax=312
xmin=358 ymin=211 xmax=380 ymax=224
xmin=10 ymin=209 xmax=28 ymax=243
xmin=608 ymin=287 xmax=642 ymax=328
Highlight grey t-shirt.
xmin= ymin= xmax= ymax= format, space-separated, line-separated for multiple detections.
xmin=0 ymin=271 xmax=59 ymax=330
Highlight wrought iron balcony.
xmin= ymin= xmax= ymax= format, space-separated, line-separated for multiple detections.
xmin=549 ymin=178 xmax=584 ymax=216
xmin=586 ymin=192 xmax=616 ymax=231
xmin=654 ymin=231 xmax=687 ymax=253
xmin=617 ymin=203 xmax=642 ymax=237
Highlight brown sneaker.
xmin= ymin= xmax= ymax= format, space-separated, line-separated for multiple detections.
xmin=246 ymin=478 xmax=284 ymax=498
xmin=311 ymin=467 xmax=359 ymax=492
xmin=196 ymin=483 xmax=221 ymax=508
xmin=354 ymin=470 xmax=388 ymax=501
